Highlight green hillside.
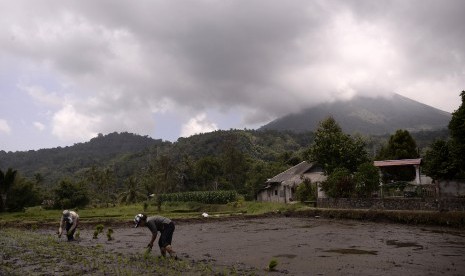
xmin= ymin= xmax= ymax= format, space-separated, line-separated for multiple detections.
xmin=0 ymin=130 xmax=311 ymax=193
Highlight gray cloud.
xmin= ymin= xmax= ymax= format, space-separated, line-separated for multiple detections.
xmin=1 ymin=0 xmax=464 ymax=145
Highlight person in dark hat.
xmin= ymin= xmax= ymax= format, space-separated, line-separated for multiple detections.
xmin=134 ymin=214 xmax=177 ymax=258
xmin=58 ymin=210 xmax=79 ymax=241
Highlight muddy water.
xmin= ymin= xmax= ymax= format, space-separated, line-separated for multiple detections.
xmin=76 ymin=217 xmax=465 ymax=275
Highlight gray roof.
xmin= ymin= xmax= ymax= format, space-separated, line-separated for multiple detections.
xmin=266 ymin=161 xmax=316 ymax=184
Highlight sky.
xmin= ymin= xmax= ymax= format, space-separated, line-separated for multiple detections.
xmin=1 ymin=0 xmax=464 ymax=152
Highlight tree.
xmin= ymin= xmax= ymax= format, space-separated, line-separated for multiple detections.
xmin=194 ymin=156 xmax=222 ymax=191
xmin=220 ymin=137 xmax=249 ymax=193
xmin=377 ymin=129 xmax=419 ymax=160
xmin=153 ymin=154 xmax=178 ymax=193
xmin=99 ymin=167 xmax=116 ymax=204
xmin=448 ymin=90 xmax=465 ymax=177
xmin=118 ymin=176 xmax=145 ymax=204
xmin=353 ymin=162 xmax=380 ymax=197
xmin=448 ymin=91 xmax=465 ymax=144
xmin=376 ymin=129 xmax=419 ymax=182
xmin=83 ymin=165 xmax=115 ymax=204
xmin=0 ymin=168 xmax=18 ymax=212
xmin=295 ymin=177 xmax=317 ymax=202
xmin=309 ymin=117 xmax=369 ymax=175
xmin=176 ymin=154 xmax=196 ymax=191
xmin=54 ymin=179 xmax=90 ymax=209
xmin=423 ymin=91 xmax=465 ymax=180
xmin=7 ymin=178 xmax=42 ymax=211
xmin=423 ymin=139 xmax=458 ymax=180
xmin=34 ymin=173 xmax=44 ymax=185
xmin=320 ymin=168 xmax=355 ymax=198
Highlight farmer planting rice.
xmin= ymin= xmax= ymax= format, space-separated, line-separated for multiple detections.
xmin=134 ymin=213 xmax=177 ymax=258
xmin=58 ymin=210 xmax=79 ymax=241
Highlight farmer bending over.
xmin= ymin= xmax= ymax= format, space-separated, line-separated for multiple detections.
xmin=134 ymin=214 xmax=177 ymax=258
xmin=58 ymin=210 xmax=79 ymax=241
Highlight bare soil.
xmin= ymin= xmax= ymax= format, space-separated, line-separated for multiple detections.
xmin=73 ymin=216 xmax=465 ymax=275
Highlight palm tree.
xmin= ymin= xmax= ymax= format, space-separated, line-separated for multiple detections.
xmin=0 ymin=168 xmax=18 ymax=212
xmin=118 ymin=176 xmax=145 ymax=204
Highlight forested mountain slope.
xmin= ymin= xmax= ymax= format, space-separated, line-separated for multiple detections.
xmin=0 ymin=132 xmax=168 ymax=188
xmin=0 ymin=130 xmax=313 ymax=189
xmin=0 ymin=128 xmax=448 ymax=192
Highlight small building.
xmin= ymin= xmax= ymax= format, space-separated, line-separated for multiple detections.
xmin=373 ymin=158 xmax=423 ymax=184
xmin=257 ymin=161 xmax=326 ymax=203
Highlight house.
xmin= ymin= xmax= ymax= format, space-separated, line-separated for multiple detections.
xmin=257 ymin=161 xmax=326 ymax=203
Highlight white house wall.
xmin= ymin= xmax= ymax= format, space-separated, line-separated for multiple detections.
xmin=257 ymin=172 xmax=327 ymax=203
xmin=257 ymin=184 xmax=294 ymax=203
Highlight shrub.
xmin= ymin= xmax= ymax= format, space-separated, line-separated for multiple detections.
xmin=354 ymin=162 xmax=380 ymax=198
xmin=295 ymin=177 xmax=316 ymax=202
xmin=321 ymin=168 xmax=355 ymax=198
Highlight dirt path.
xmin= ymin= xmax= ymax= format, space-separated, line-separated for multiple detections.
xmin=70 ymin=216 xmax=465 ymax=275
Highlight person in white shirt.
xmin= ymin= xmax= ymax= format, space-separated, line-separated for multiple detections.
xmin=58 ymin=210 xmax=79 ymax=241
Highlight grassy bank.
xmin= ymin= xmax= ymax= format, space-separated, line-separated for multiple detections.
xmin=0 ymin=201 xmax=300 ymax=227
xmin=287 ymin=208 xmax=465 ymax=228
xmin=1 ymin=201 xmax=464 ymax=228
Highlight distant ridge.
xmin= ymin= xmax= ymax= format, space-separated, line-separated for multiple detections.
xmin=259 ymin=93 xmax=451 ymax=135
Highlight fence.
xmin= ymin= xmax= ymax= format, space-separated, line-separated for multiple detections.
xmin=317 ymin=197 xmax=465 ymax=212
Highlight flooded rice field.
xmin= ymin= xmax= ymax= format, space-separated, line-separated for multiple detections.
xmin=77 ymin=216 xmax=465 ymax=275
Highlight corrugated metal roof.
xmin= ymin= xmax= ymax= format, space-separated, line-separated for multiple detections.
xmin=281 ymin=172 xmax=326 ymax=186
xmin=266 ymin=161 xmax=315 ymax=183
xmin=374 ymin=158 xmax=422 ymax=167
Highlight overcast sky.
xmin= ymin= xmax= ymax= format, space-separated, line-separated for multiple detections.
xmin=1 ymin=0 xmax=464 ymax=152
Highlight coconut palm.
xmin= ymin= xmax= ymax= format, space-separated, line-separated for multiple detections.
xmin=118 ymin=176 xmax=145 ymax=204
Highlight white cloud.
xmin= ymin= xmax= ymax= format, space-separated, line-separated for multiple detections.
xmin=33 ymin=121 xmax=45 ymax=131
xmin=0 ymin=119 xmax=12 ymax=134
xmin=399 ymin=74 xmax=465 ymax=113
xmin=52 ymin=104 xmax=99 ymax=142
xmin=180 ymin=113 xmax=218 ymax=138
xmin=21 ymin=84 xmax=63 ymax=107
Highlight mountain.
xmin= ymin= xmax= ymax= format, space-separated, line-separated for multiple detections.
xmin=260 ymin=94 xmax=451 ymax=135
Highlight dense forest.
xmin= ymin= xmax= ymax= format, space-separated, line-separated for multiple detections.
xmin=0 ymin=130 xmax=311 ymax=188
xmin=0 ymin=128 xmax=449 ymax=210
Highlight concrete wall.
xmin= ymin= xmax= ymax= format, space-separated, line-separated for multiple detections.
xmin=438 ymin=180 xmax=465 ymax=197
xmin=317 ymin=198 xmax=465 ymax=212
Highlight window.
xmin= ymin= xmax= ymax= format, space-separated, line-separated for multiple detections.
xmin=274 ymin=190 xmax=278 ymax=196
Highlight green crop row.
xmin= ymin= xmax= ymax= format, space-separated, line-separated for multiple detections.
xmin=157 ymin=190 xmax=238 ymax=204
